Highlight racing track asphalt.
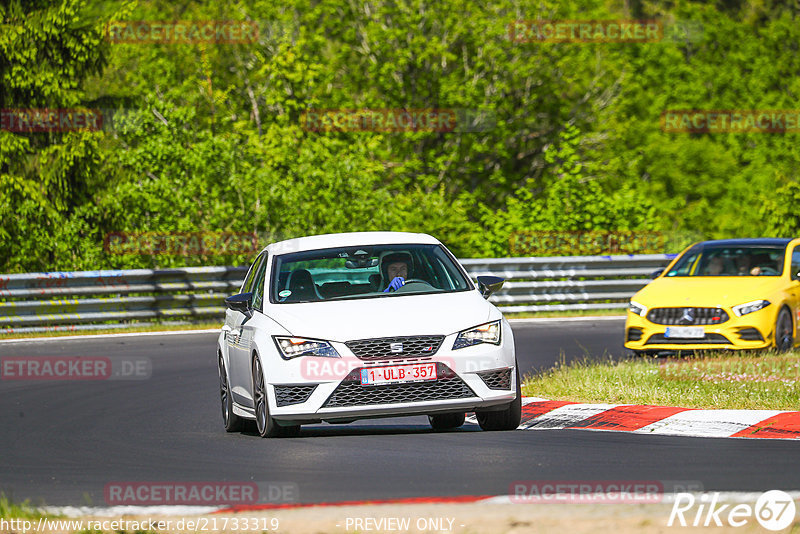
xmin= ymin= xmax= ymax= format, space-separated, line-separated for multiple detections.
xmin=0 ymin=319 xmax=797 ymax=507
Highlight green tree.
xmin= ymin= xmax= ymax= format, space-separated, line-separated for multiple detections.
xmin=0 ymin=0 xmax=110 ymax=271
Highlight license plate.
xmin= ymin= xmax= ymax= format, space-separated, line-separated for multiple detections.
xmin=360 ymin=363 xmax=437 ymax=385
xmin=665 ymin=326 xmax=705 ymax=339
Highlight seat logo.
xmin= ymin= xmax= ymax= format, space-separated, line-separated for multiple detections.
xmin=390 ymin=342 xmax=404 ymax=353
xmin=680 ymin=308 xmax=695 ymax=324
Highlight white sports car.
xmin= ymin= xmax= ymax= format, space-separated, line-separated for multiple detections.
xmin=217 ymin=232 xmax=520 ymax=437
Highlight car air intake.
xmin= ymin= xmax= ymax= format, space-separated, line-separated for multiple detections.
xmin=274 ymin=385 xmax=318 ymax=407
xmin=627 ymin=327 xmax=643 ymax=341
xmin=736 ymin=328 xmax=764 ymax=341
xmin=476 ymin=368 xmax=513 ymax=390
xmin=644 ymin=333 xmax=731 ymax=345
xmin=322 ymin=363 xmax=476 ymax=407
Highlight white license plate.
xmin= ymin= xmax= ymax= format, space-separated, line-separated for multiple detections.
xmin=360 ymin=362 xmax=437 ymax=385
xmin=664 ymin=326 xmax=705 ymax=339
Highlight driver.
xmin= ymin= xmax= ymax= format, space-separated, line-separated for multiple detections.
xmin=381 ymin=252 xmax=413 ymax=292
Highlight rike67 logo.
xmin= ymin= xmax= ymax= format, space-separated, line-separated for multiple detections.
xmin=668 ymin=490 xmax=797 ymax=530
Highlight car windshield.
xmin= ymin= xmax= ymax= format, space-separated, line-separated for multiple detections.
xmin=665 ymin=245 xmax=786 ymax=277
xmin=270 ymin=244 xmax=472 ymax=303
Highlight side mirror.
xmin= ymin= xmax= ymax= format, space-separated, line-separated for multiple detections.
xmin=476 ymin=275 xmax=504 ymax=299
xmin=650 ymin=269 xmax=665 ymax=279
xmin=225 ymin=292 xmax=253 ymax=315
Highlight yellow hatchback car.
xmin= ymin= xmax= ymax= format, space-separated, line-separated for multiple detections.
xmin=625 ymin=238 xmax=800 ymax=354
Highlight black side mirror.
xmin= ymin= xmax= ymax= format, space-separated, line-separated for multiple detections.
xmin=225 ymin=292 xmax=253 ymax=315
xmin=650 ymin=269 xmax=665 ymax=279
xmin=476 ymin=275 xmax=504 ymax=299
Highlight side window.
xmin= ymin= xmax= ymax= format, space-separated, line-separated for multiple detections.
xmin=792 ymin=248 xmax=800 ymax=280
xmin=240 ymin=252 xmax=266 ymax=294
xmin=251 ymin=255 xmax=270 ymax=311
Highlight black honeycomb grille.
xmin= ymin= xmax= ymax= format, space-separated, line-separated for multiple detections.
xmin=476 ymin=368 xmax=513 ymax=390
xmin=274 ymin=385 xmax=317 ymax=407
xmin=345 ymin=336 xmax=444 ymax=361
xmin=323 ymin=363 xmax=475 ymax=408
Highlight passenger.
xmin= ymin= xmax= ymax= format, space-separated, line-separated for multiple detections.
xmin=706 ymin=256 xmax=726 ymax=276
xmin=734 ymin=255 xmax=750 ymax=275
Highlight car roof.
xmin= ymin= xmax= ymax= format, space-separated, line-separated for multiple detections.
xmin=696 ymin=238 xmax=794 ymax=248
xmin=265 ymin=231 xmax=441 ymax=255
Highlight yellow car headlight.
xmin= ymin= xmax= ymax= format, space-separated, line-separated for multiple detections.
xmin=731 ymin=299 xmax=770 ymax=317
xmin=629 ymin=300 xmax=647 ymax=317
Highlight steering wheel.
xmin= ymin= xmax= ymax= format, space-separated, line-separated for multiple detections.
xmin=758 ymin=266 xmax=778 ymax=275
xmin=389 ymin=278 xmax=433 ymax=292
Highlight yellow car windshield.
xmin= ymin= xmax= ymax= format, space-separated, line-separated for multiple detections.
xmin=666 ymin=246 xmax=785 ymax=277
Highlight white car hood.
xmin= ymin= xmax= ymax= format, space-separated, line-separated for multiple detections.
xmin=267 ymin=290 xmax=496 ymax=341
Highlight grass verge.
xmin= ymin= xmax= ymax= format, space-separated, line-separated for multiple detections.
xmin=0 ymin=493 xmax=45 ymax=519
xmin=522 ymin=350 xmax=800 ymax=410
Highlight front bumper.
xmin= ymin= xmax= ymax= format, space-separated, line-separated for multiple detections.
xmin=262 ymin=329 xmax=517 ymax=423
xmin=624 ymin=308 xmax=775 ymax=352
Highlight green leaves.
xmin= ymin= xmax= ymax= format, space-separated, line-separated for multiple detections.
xmin=3 ymin=0 xmax=800 ymax=273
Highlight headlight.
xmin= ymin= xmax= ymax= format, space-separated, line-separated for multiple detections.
xmin=732 ymin=300 xmax=770 ymax=317
xmin=629 ymin=301 xmax=647 ymax=317
xmin=273 ymin=336 xmax=340 ymax=359
xmin=453 ymin=320 xmax=501 ymax=349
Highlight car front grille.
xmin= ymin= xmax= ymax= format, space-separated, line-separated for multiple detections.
xmin=644 ymin=333 xmax=731 ymax=345
xmin=646 ymin=307 xmax=729 ymax=325
xmin=476 ymin=368 xmax=513 ymax=390
xmin=345 ymin=335 xmax=445 ymax=361
xmin=274 ymin=384 xmax=318 ymax=407
xmin=322 ymin=363 xmax=476 ymax=408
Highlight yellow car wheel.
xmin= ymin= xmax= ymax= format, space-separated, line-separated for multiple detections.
xmin=775 ymin=308 xmax=794 ymax=352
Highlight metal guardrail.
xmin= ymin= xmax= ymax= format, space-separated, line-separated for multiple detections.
xmin=0 ymin=254 xmax=675 ymax=333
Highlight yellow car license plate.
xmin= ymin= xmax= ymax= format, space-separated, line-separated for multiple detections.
xmin=665 ymin=326 xmax=705 ymax=339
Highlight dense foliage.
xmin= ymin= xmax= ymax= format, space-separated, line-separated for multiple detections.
xmin=2 ymin=0 xmax=800 ymax=272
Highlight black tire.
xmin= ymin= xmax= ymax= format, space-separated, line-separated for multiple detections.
xmin=428 ymin=412 xmax=466 ymax=431
xmin=219 ymin=355 xmax=245 ymax=432
xmin=252 ymin=356 xmax=300 ymax=438
xmin=476 ymin=366 xmax=522 ymax=431
xmin=775 ymin=308 xmax=794 ymax=352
